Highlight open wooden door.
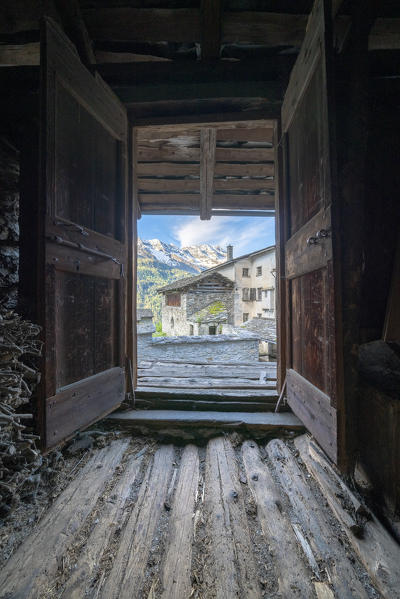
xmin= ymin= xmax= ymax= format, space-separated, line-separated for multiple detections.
xmin=281 ymin=0 xmax=345 ymax=466
xmin=38 ymin=19 xmax=129 ymax=449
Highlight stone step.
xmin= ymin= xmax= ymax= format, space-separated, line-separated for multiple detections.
xmin=134 ymin=397 xmax=283 ymax=412
xmin=108 ymin=409 xmax=304 ymax=438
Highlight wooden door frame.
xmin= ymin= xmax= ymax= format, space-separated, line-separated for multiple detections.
xmin=130 ymin=114 xmax=282 ymax=387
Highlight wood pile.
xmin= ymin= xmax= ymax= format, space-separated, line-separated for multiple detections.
xmin=0 ymin=308 xmax=42 ymax=516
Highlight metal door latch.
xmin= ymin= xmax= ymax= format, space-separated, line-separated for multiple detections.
xmin=307 ymin=228 xmax=331 ymax=246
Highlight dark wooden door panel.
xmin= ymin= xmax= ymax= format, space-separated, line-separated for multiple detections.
xmin=281 ymin=0 xmax=344 ymax=465
xmin=38 ymin=18 xmax=129 ymax=449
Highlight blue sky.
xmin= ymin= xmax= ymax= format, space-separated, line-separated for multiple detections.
xmin=138 ymin=215 xmax=275 ymax=256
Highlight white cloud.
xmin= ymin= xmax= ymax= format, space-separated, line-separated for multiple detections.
xmin=172 ymin=216 xmax=275 ymax=255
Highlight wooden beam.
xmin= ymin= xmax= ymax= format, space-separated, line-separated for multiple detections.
xmin=132 ymin=109 xmax=281 ymax=128
xmin=54 ymin=0 xmax=96 ymax=67
xmin=200 ymin=128 xmax=216 ymax=220
xmin=137 ymin=177 xmax=274 ymax=193
xmin=98 ymin=59 xmax=291 ymax=87
xmin=0 ymin=42 xmax=39 ymax=65
xmin=137 ymin=162 xmax=199 ymax=177
xmin=216 ymin=127 xmax=274 ymax=143
xmin=138 ymin=178 xmax=200 ymax=193
xmin=83 ymin=8 xmax=201 ymax=43
xmin=139 ymin=192 xmax=274 ymax=211
xmin=137 ymin=146 xmax=200 ymax=162
xmin=216 ymin=147 xmax=275 ymax=162
xmin=136 ymin=118 xmax=275 ymax=133
xmin=214 ymin=162 xmax=274 ymax=177
xmin=201 ymin=0 xmax=222 ymax=60
xmin=212 ymin=194 xmax=275 ymax=209
xmin=222 ymin=11 xmax=307 ymax=45
xmin=213 ymin=178 xmax=274 ymax=192
xmin=115 ymin=80 xmax=284 ymax=105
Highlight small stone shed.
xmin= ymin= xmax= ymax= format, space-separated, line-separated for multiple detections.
xmin=158 ymin=272 xmax=235 ymax=336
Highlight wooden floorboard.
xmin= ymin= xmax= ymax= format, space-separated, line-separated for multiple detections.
xmin=242 ymin=440 xmax=317 ymax=597
xmin=295 ymin=435 xmax=400 ymax=599
xmin=266 ymin=439 xmax=370 ymax=598
xmin=205 ymin=437 xmax=261 ymax=598
xmin=60 ymin=448 xmax=146 ymax=599
xmin=160 ymin=444 xmax=199 ymax=599
xmin=1 ymin=434 xmax=387 ymax=599
xmin=0 ymin=440 xmax=129 ymax=599
xmin=101 ymin=445 xmax=174 ymax=599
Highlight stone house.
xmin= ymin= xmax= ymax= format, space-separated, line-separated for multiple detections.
xmin=215 ymin=245 xmax=276 ymax=325
xmin=158 ymin=245 xmax=276 ymax=335
xmin=159 ymin=272 xmax=235 ymax=336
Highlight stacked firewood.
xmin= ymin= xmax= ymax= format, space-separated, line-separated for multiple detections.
xmin=0 ymin=308 xmax=43 ymax=516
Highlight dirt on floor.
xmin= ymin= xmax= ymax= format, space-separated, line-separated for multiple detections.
xmin=0 ymin=427 xmax=383 ymax=599
xmin=0 ymin=425 xmax=137 ymax=568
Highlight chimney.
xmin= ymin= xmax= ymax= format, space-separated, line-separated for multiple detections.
xmin=226 ymin=245 xmax=233 ymax=261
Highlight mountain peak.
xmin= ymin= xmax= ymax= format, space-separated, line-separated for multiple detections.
xmin=138 ymin=238 xmax=226 ymax=273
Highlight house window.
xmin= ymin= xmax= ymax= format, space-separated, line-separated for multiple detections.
xmin=166 ymin=293 xmax=181 ymax=306
xmin=250 ymin=288 xmax=256 ymax=301
xmin=242 ymin=287 xmax=250 ymax=301
xmin=209 ymin=325 xmax=216 ymax=335
xmin=243 ymin=313 xmax=249 ymax=322
xmin=189 ymin=324 xmax=194 ymax=335
xmin=257 ymin=288 xmax=262 ymax=301
xmin=170 ymin=317 xmax=174 ymax=329
xmin=242 ymin=267 xmax=249 ymax=277
xmin=265 ymin=289 xmax=275 ymax=310
xmin=257 ymin=313 xmax=262 ymax=318
xmin=256 ymin=266 xmax=262 ymax=276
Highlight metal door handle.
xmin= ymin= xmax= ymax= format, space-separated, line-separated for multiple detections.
xmin=307 ymin=228 xmax=331 ymax=246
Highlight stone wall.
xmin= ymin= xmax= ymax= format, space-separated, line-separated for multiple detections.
xmin=186 ymin=289 xmax=234 ymax=323
xmin=0 ymin=137 xmax=19 ymax=309
xmin=138 ymin=310 xmax=260 ymax=363
xmin=161 ymin=294 xmax=189 ymax=336
xmin=161 ymin=288 xmax=234 ymax=337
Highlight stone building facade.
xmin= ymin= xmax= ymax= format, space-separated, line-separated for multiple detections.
xmin=159 ymin=272 xmax=235 ymax=336
xmin=212 ymin=246 xmax=276 ymax=325
xmin=159 ymin=246 xmax=276 ymax=335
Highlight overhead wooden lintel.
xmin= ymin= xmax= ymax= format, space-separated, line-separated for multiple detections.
xmin=201 ymin=0 xmax=222 ymax=60
xmin=116 ymin=80 xmax=284 ymax=105
xmin=200 ymin=128 xmax=216 ymax=220
xmin=97 ymin=58 xmax=290 ymax=86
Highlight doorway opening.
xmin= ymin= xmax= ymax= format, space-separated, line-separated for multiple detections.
xmin=134 ymin=119 xmax=280 ymax=413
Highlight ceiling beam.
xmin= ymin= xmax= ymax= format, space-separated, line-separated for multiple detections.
xmin=200 ymin=128 xmax=216 ymax=220
xmin=97 ymin=58 xmax=293 ymax=87
xmin=83 ymin=8 xmax=201 ymax=43
xmin=114 ymin=79 xmax=284 ymax=105
xmin=201 ymin=0 xmax=222 ymax=60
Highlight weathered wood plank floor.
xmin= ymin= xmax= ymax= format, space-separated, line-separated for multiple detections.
xmin=1 ymin=433 xmax=399 ymax=599
xmin=136 ymin=359 xmax=279 ymax=411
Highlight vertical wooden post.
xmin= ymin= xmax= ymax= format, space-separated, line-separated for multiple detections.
xmin=200 ymin=128 xmax=216 ymax=220
xmin=274 ymin=120 xmax=287 ymax=394
xmin=127 ymin=126 xmax=138 ymax=396
xmin=201 ymin=0 xmax=222 ymax=60
xmin=337 ymin=0 xmax=374 ymax=473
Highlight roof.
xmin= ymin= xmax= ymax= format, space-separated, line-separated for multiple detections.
xmin=158 ymin=271 xmax=234 ymax=294
xmin=203 ymin=244 xmax=276 ymax=273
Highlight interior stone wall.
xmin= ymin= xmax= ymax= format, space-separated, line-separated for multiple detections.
xmin=0 ymin=137 xmax=19 ymax=309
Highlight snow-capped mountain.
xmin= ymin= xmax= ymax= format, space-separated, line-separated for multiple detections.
xmin=138 ymin=238 xmax=227 ymax=273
